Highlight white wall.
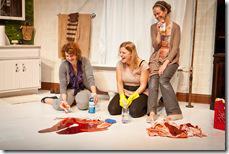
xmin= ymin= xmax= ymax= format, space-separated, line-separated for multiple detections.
xmin=34 ymin=0 xmax=216 ymax=95
xmin=34 ymin=0 xmax=104 ymax=82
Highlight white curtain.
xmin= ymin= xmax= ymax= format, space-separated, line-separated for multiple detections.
xmin=191 ymin=0 xmax=217 ymax=94
xmin=91 ymin=0 xmax=187 ymax=67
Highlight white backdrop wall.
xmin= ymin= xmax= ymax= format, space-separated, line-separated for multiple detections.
xmin=34 ymin=0 xmax=216 ymax=95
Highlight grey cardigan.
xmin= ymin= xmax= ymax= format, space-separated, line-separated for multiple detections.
xmin=59 ymin=57 xmax=95 ymax=94
xmin=149 ymin=21 xmax=181 ymax=76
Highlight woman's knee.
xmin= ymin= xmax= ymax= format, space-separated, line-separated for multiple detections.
xmin=108 ymin=94 xmax=121 ymax=115
xmin=129 ymin=107 xmax=146 ymax=118
xmin=129 ymin=96 xmax=147 ymax=118
xmin=148 ymin=81 xmax=159 ymax=91
xmin=108 ymin=105 xmax=121 ymax=115
xmin=75 ymin=89 xmax=90 ymax=110
xmin=77 ymin=102 xmax=88 ymax=110
xmin=129 ymin=108 xmax=138 ymax=118
xmin=148 ymin=77 xmax=159 ymax=90
xmin=159 ymin=77 xmax=170 ymax=85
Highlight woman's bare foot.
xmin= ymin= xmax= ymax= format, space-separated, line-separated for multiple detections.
xmin=41 ymin=96 xmax=58 ymax=105
xmin=146 ymin=112 xmax=158 ymax=123
xmin=166 ymin=114 xmax=183 ymax=121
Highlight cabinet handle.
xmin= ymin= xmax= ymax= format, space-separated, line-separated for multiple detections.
xmin=15 ymin=63 xmax=20 ymax=72
xmin=22 ymin=64 xmax=26 ymax=72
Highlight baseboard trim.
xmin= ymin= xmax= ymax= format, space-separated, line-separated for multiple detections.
xmin=176 ymin=92 xmax=211 ymax=104
xmin=41 ymin=82 xmax=107 ymax=95
xmin=0 ymin=89 xmax=38 ymax=98
xmin=41 ymin=82 xmax=211 ymax=103
xmin=41 ymin=82 xmax=60 ymax=93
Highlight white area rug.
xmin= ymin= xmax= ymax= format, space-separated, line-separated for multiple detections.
xmin=0 ymin=94 xmax=41 ymax=105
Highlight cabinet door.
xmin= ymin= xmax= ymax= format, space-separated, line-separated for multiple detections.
xmin=0 ymin=60 xmax=20 ymax=91
xmin=18 ymin=59 xmax=40 ymax=89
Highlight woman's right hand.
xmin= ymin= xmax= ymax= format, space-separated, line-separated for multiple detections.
xmin=156 ymin=19 xmax=165 ymax=30
xmin=59 ymin=101 xmax=71 ymax=113
xmin=157 ymin=22 xmax=163 ymax=30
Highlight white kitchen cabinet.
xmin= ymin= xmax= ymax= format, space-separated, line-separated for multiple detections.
xmin=0 ymin=45 xmax=41 ymax=93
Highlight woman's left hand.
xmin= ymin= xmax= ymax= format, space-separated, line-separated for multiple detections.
xmin=93 ymin=93 xmax=99 ymax=105
xmin=59 ymin=101 xmax=71 ymax=113
xmin=158 ymin=60 xmax=169 ymax=76
xmin=158 ymin=64 xmax=166 ymax=76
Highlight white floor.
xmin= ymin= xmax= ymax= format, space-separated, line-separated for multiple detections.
xmin=0 ymin=90 xmax=226 ymax=151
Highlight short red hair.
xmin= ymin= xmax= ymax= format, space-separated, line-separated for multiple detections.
xmin=61 ymin=42 xmax=82 ymax=60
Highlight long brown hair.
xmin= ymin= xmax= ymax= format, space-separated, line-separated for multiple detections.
xmin=60 ymin=42 xmax=82 ymax=60
xmin=119 ymin=41 xmax=139 ymax=69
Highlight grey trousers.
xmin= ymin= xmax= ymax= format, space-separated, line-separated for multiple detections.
xmin=52 ymin=89 xmax=91 ymax=111
xmin=147 ymin=63 xmax=182 ymax=115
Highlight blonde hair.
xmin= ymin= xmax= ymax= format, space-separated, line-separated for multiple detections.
xmin=119 ymin=41 xmax=139 ymax=69
xmin=60 ymin=42 xmax=82 ymax=60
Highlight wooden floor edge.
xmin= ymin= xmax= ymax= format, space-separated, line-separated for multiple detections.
xmin=41 ymin=82 xmax=60 ymax=93
xmin=176 ymin=92 xmax=211 ymax=104
xmin=41 ymin=82 xmax=211 ymax=104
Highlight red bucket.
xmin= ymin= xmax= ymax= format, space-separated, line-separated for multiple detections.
xmin=214 ymin=98 xmax=225 ymax=130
